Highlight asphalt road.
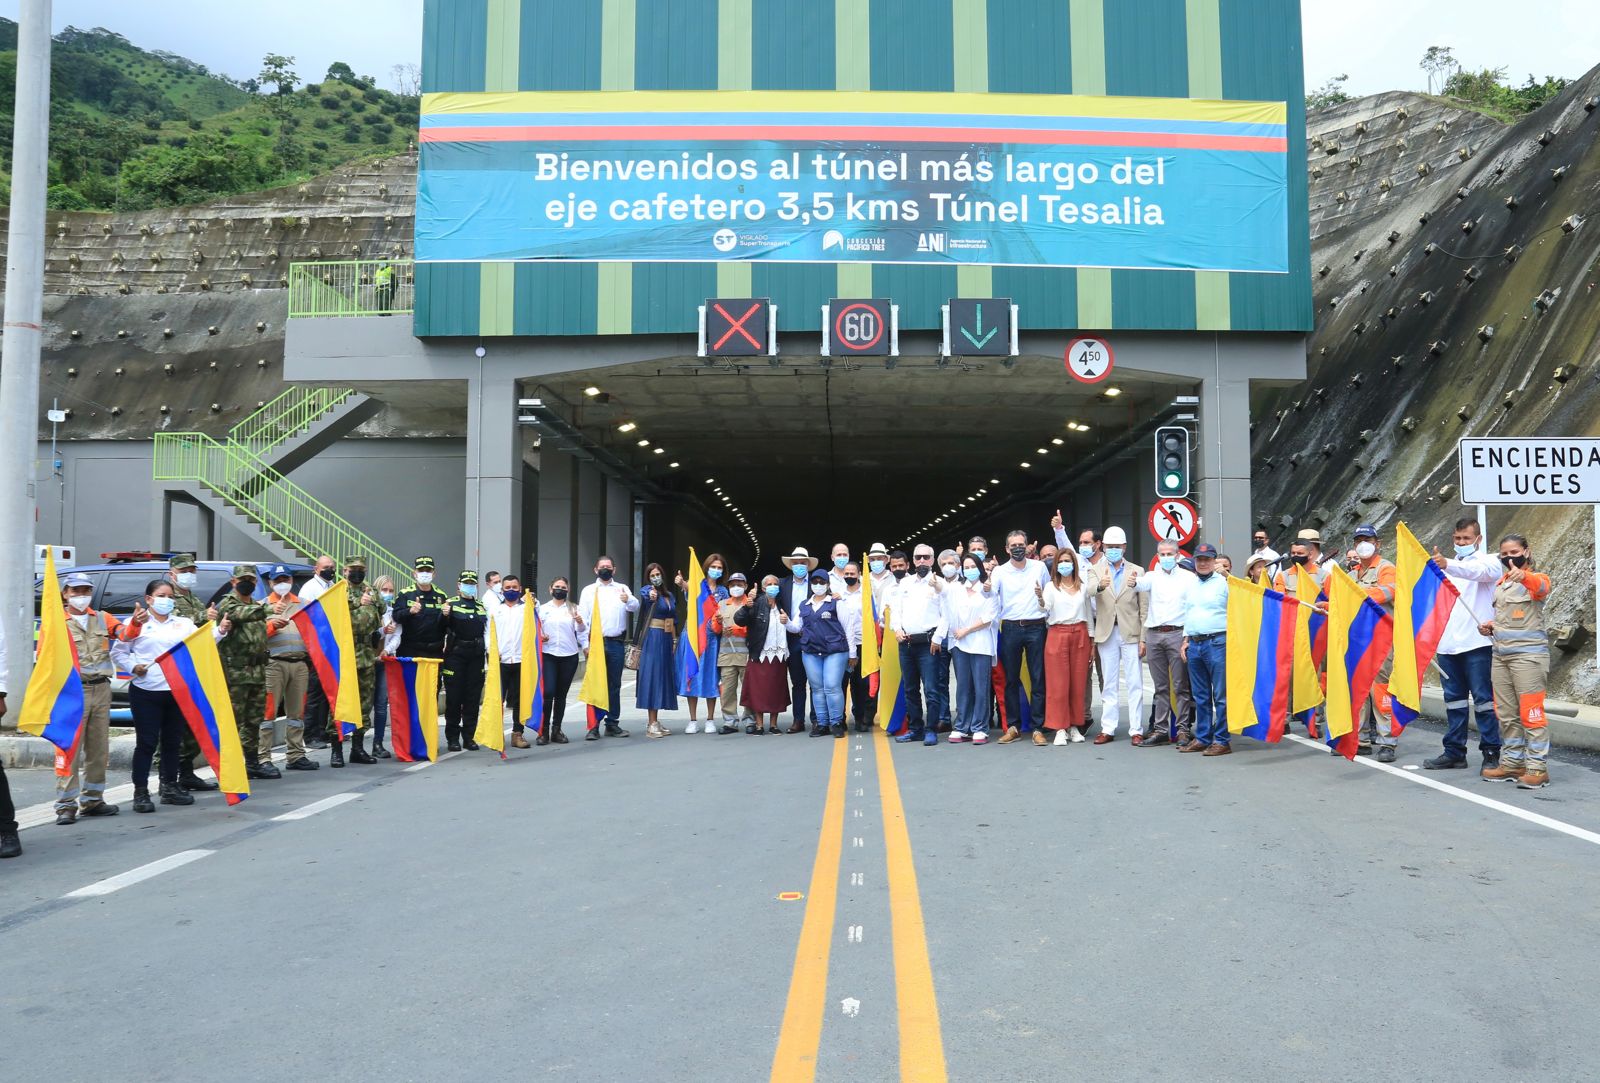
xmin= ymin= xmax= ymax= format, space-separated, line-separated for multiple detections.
xmin=4 ymin=685 xmax=1599 ymax=1082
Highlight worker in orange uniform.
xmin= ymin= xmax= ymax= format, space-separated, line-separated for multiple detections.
xmin=1479 ymin=534 xmax=1553 ymax=788
xmin=1347 ymin=524 xmax=1399 ymax=761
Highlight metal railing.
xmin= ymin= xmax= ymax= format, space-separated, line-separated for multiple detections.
xmin=287 ymin=259 xmax=413 ymax=318
xmin=229 ymin=386 xmax=356 ymax=460
xmin=154 ymin=432 xmax=411 ymax=588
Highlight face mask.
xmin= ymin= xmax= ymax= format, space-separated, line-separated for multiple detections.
xmin=1105 ymin=547 xmax=1124 ymax=564
xmin=963 ymin=567 xmax=981 ymax=582
xmin=941 ymin=564 xmax=958 ymax=579
xmin=68 ymin=594 xmax=92 ymax=612
xmin=415 ymin=572 xmax=433 ymax=585
xmin=729 ymin=585 xmax=746 ymax=598
xmin=1292 ymin=554 xmax=1310 ymax=566
xmin=971 ymin=551 xmax=986 ymax=563
xmin=916 ymin=564 xmax=931 ymax=577
xmin=1354 ymin=542 xmax=1376 ymax=560
xmin=348 ymin=570 xmax=366 ymax=585
xmin=150 ymin=596 xmax=176 ymax=616
xmin=1501 ymin=554 xmax=1528 ymax=568
xmin=892 ymin=568 xmax=908 ymax=581
xmin=236 ymin=580 xmax=257 ymax=595
xmin=1056 ymin=562 xmax=1073 ymax=577
xmin=844 ymin=576 xmax=860 ymax=588
xmin=1009 ymin=545 xmax=1027 ymax=560
xmin=380 ymin=592 xmax=395 ymax=604
xmin=765 ymin=584 xmax=781 ymax=598
xmin=459 ymin=583 xmax=477 ymax=597
xmin=792 ymin=564 xmax=807 ymax=577
xmin=869 ymin=560 xmax=885 ymax=574
xmin=833 ymin=556 xmax=849 ymax=569
xmin=650 ymin=575 xmax=664 ymax=586
xmin=1158 ymin=556 xmax=1178 ymax=572
xmin=811 ymin=581 xmax=828 ymax=595
xmin=1455 ymin=544 xmax=1478 ymax=560
xmin=175 ymin=572 xmax=197 ymax=590
xmin=708 ymin=567 xmax=723 ymax=580
xmin=597 ymin=567 xmax=614 ymax=581
xmin=1198 ymin=571 xmax=1214 ymax=582
xmin=1078 ymin=544 xmax=1095 ymax=561
xmin=503 ymin=588 xmax=523 ymax=604
xmin=1254 ymin=540 xmax=1268 ymax=550
xmin=317 ymin=567 xmax=334 ymax=582
xmin=551 ymin=588 xmax=568 ymax=601
xmin=272 ymin=582 xmax=292 ymax=597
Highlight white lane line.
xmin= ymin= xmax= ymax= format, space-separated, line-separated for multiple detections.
xmin=17 ymin=752 xmax=301 ymax=831
xmin=1285 ymin=734 xmax=1600 ymax=848
xmin=271 ymin=792 xmax=361 ymax=821
xmin=64 ymin=849 xmax=214 ymax=898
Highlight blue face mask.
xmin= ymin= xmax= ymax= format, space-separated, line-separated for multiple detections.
xmin=1056 ymin=561 xmax=1073 ymax=576
xmin=459 ymin=583 xmax=477 ymax=597
xmin=1454 ymin=543 xmax=1477 ymax=560
xmin=1078 ymin=544 xmax=1095 ymax=561
xmin=792 ymin=564 xmax=807 ymax=577
xmin=971 ymin=551 xmax=986 ymax=563
xmin=1106 ymin=547 xmax=1124 ymax=564
xmin=502 ymin=588 xmax=523 ymax=604
xmin=833 ymin=555 xmax=848 ymax=569
xmin=869 ymin=560 xmax=885 ymax=574
xmin=708 ymin=567 xmax=722 ymax=580
xmin=1158 ymin=555 xmax=1177 ymax=572
xmin=963 ymin=567 xmax=981 ymax=582
xmin=765 ymin=584 xmax=781 ymax=598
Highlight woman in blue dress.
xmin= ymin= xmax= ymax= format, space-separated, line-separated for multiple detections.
xmin=675 ymin=552 xmax=730 ymax=733
xmin=636 ymin=563 xmax=680 ymax=738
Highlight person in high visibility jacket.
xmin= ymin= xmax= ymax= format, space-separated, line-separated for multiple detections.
xmin=1348 ymin=524 xmax=1399 ymax=761
xmin=1479 ymin=534 xmax=1553 ymax=788
xmin=55 ymin=572 xmax=128 ymax=823
xmin=373 ymin=262 xmax=396 ymax=314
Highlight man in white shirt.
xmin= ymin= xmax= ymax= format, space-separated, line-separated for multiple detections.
xmin=482 ymin=570 xmax=504 ymax=614
xmin=827 ymin=542 xmax=853 ymax=596
xmin=993 ymin=529 xmax=1051 ymax=745
xmin=575 ymin=554 xmax=638 ymax=738
xmin=1134 ymin=540 xmax=1197 ymax=747
xmin=1425 ymin=517 xmax=1503 ymax=770
xmin=1250 ymin=527 xmax=1282 ymax=580
xmin=866 ymin=542 xmax=894 ymax=602
xmin=891 ymin=543 xmax=947 ymax=746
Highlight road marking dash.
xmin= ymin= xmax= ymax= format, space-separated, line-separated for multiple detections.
xmin=272 ymin=792 xmax=361 ymax=821
xmin=65 ymin=849 xmax=213 ymax=898
xmin=847 ymin=925 xmax=863 ymax=943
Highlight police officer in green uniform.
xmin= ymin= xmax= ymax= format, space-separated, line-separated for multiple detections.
xmin=216 ymin=564 xmax=280 ymax=780
xmin=331 ymin=555 xmax=383 ymax=768
xmin=161 ymin=553 xmax=220 ymax=792
xmin=442 ymin=569 xmax=488 ymax=752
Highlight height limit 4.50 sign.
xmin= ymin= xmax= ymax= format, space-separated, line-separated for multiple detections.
xmin=1066 ymin=336 xmax=1114 ymax=383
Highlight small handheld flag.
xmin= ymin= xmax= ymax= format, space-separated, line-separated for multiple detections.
xmin=520 ymin=600 xmax=545 ymax=733
xmin=157 ymin=624 xmax=250 ymax=805
xmin=1225 ymin=576 xmax=1295 ymax=743
xmin=1391 ymin=521 xmax=1460 ymax=732
xmin=875 ymin=610 xmax=907 ymax=735
xmin=579 ymin=592 xmax=610 ymax=732
xmin=1324 ymin=565 xmax=1395 ymax=760
xmin=476 ymin=619 xmax=506 ymax=757
xmin=290 ymin=582 xmax=363 ymax=734
xmin=16 ymin=549 xmax=86 ymax=758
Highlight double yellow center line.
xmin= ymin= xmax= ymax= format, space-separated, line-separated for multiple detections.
xmin=769 ymin=730 xmax=947 ymax=1082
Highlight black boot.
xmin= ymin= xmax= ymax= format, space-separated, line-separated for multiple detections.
xmin=536 ymin=726 xmax=550 ymax=746
xmin=132 ymin=787 xmax=155 ymax=813
xmin=372 ymin=739 xmax=392 ymax=759
xmin=0 ymin=829 xmax=21 ymax=858
xmin=179 ymin=769 xmax=219 ymax=792
xmin=552 ymin=722 xmax=569 ymax=745
xmin=348 ymin=730 xmax=377 ymax=765
xmin=159 ymin=781 xmax=195 ymax=806
xmin=330 ymin=736 xmax=346 ymax=768
xmin=246 ymin=759 xmax=281 ymax=780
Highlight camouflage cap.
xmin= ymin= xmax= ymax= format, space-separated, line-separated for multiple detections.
xmin=459 ymin=569 xmax=478 ymax=584
xmin=169 ymin=553 xmax=197 ymax=570
xmin=344 ymin=555 xmax=367 ymax=569
xmin=231 ymin=563 xmax=257 ymax=578
xmin=414 ymin=555 xmax=435 ymax=570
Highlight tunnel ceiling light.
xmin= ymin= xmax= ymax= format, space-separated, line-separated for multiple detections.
xmin=583 ymin=385 xmax=601 ymax=397
xmin=705 ymin=477 xmax=715 ymax=484
xmin=1103 ymin=386 xmax=1122 ymax=398
xmin=978 ymin=488 xmax=987 ymax=495
xmin=653 ymin=447 xmax=665 ymax=454
xmin=1020 ymin=461 xmax=1032 ymax=468
xmin=1036 ymin=448 xmax=1049 ymax=455
xmin=669 ymin=461 xmax=680 ymax=468
xmin=1051 ymin=437 xmax=1064 ymax=446
xmin=1077 ymin=424 xmax=1092 ymax=432
xmin=637 ymin=438 xmax=650 ymax=447
xmin=989 ymin=477 xmax=1000 ymax=485
xmin=617 ymin=421 xmax=637 ymax=433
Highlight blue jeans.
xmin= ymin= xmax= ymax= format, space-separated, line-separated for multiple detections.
xmin=602 ymin=637 xmax=625 ymax=723
xmin=1000 ymin=621 xmax=1047 ymax=730
xmin=802 ymin=652 xmax=848 ymax=727
xmin=1437 ymin=646 xmax=1500 ymax=759
xmin=952 ymin=649 xmax=993 ymax=735
xmin=899 ymin=638 xmax=942 ymax=737
xmin=1187 ymin=636 xmax=1228 ymax=745
xmin=934 ymin=640 xmax=952 ymax=724
xmin=372 ymin=664 xmax=389 ymax=744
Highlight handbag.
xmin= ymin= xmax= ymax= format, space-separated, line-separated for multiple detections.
xmin=623 ymin=600 xmax=647 ymax=671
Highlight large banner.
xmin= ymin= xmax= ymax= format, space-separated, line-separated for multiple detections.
xmin=417 ymin=90 xmax=1290 ymax=273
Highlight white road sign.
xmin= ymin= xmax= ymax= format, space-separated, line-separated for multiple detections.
xmin=1458 ymin=438 xmax=1600 ymax=504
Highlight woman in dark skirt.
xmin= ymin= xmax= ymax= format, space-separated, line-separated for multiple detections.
xmin=736 ymin=574 xmax=793 ymax=733
xmin=635 ymin=562 xmax=680 ymax=738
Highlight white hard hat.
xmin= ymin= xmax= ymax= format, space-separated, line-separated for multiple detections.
xmin=1103 ymin=526 xmax=1128 ymax=546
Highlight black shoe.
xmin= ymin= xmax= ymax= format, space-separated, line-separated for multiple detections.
xmin=349 ymin=745 xmax=377 ymax=765
xmin=584 ymin=729 xmax=600 ymax=741
xmin=447 ymin=739 xmax=462 ymax=752
xmin=179 ymin=772 xmax=219 ymax=792
xmin=855 ymin=720 xmax=871 ymax=732
xmin=247 ymin=762 xmax=282 ymax=780
xmin=55 ymin=807 xmax=77 ymax=826
xmin=463 ymin=737 xmax=479 ymax=751
xmin=287 ymin=757 xmax=320 ymax=771
xmin=0 ymin=830 xmax=20 ymax=858
xmin=1483 ymin=750 xmax=1501 ymax=768
xmin=1375 ymin=746 xmax=1396 ymax=763
xmin=79 ymin=801 xmax=119 ymax=817
xmin=159 ymin=782 xmax=195 ymax=806
xmin=939 ymin=722 xmax=954 ymax=733
xmin=132 ymin=788 xmax=155 ymax=813
xmin=536 ymin=732 xmax=550 ymax=746
xmin=373 ymin=743 xmax=392 ymax=759
xmin=553 ymin=730 xmax=570 ymax=744
xmin=1423 ymin=754 xmax=1468 ymax=770
xmin=330 ymin=741 xmax=345 ymax=768
xmin=306 ymin=737 xmax=330 ymax=750
xmin=833 ymin=724 xmax=848 ymax=738
xmin=605 ymin=725 xmax=631 ymax=738
xmin=1356 ymin=744 xmax=1373 ymax=757
xmin=721 ymin=724 xmax=740 ymax=735
xmin=810 ymin=724 xmax=828 ymax=738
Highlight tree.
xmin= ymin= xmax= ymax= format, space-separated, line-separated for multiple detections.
xmin=1420 ymin=46 xmax=1458 ymax=95
xmin=326 ymin=60 xmax=357 ymax=85
xmin=391 ymin=62 xmax=421 ymax=98
xmin=258 ymin=53 xmax=300 ymax=96
xmin=1306 ymin=74 xmax=1352 ymax=112
xmin=256 ymin=53 xmax=303 ymax=173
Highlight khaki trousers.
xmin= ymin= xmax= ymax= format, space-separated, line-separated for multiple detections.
xmin=719 ymin=661 xmax=749 ymax=719
xmin=264 ymin=658 xmax=311 ymax=763
xmin=1492 ymin=651 xmax=1550 ymax=770
xmin=56 ymin=679 xmax=112 ymax=811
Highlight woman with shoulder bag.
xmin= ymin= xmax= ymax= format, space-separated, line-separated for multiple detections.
xmin=635 ymin=563 xmax=680 ymax=738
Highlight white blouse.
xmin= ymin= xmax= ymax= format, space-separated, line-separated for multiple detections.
xmin=110 ymin=614 xmax=223 ymax=692
xmin=1040 ymin=581 xmax=1094 ymax=625
xmin=942 ymin=583 xmax=1000 ymax=657
xmin=536 ymin=599 xmax=584 ymax=658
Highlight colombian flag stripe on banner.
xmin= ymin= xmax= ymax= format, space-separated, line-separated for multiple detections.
xmin=1225 ymin=576 xmax=1293 ymax=742
xmin=1324 ymin=565 xmax=1394 ymax=760
xmin=579 ymin=593 xmax=610 ymax=732
xmin=17 ymin=549 xmax=86 ymax=754
xmin=476 ymin=620 xmax=507 ymax=757
xmin=1391 ymin=522 xmax=1460 ymax=732
xmin=521 ymin=602 xmax=545 ymax=733
xmin=158 ymin=624 xmax=249 ymax=805
xmin=291 ymin=584 xmax=363 ymax=731
xmin=385 ymin=656 xmax=440 ymax=762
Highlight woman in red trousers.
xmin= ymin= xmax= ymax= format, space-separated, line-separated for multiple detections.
xmin=1037 ymin=550 xmax=1103 ymax=745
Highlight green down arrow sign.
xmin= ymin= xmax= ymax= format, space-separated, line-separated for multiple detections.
xmin=960 ymin=305 xmax=998 ymax=349
xmin=949 ymin=297 xmax=1013 ymax=356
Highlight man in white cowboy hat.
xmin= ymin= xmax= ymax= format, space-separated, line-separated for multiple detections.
xmin=778 ymin=546 xmax=820 ymax=733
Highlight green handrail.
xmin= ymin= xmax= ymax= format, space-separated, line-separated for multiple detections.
xmin=155 ymin=432 xmax=411 ymax=589
xmin=230 ymin=387 xmax=357 ymax=460
xmin=288 ymin=259 xmax=414 ymax=318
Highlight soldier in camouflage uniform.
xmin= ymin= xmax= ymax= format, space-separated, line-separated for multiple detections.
xmin=217 ymin=563 xmax=281 ymax=780
xmin=331 ymin=555 xmax=384 ymax=768
xmin=160 ymin=553 xmax=221 ymax=792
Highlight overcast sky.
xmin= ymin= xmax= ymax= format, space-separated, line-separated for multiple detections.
xmin=0 ymin=0 xmax=1590 ymax=99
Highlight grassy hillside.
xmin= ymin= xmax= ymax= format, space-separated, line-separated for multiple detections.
xmin=0 ymin=22 xmax=416 ymax=211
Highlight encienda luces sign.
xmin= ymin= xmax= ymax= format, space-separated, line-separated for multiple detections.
xmin=416 ymin=90 xmax=1290 ymax=272
xmin=1459 ymin=438 xmax=1600 ymax=503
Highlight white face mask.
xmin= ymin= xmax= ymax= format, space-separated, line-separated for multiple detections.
xmin=729 ymin=585 xmax=746 ymax=598
xmin=272 ymin=582 xmax=293 ymax=596
xmin=174 ymin=572 xmax=197 ymax=590
xmin=941 ymin=564 xmax=958 ymax=579
xmin=67 ymin=594 xmax=92 ymax=612
xmin=1355 ymin=541 xmax=1376 ymax=560
xmin=415 ymin=572 xmax=434 ymax=585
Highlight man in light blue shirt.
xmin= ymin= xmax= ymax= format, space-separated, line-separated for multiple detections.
xmin=1181 ymin=544 xmax=1231 ymax=755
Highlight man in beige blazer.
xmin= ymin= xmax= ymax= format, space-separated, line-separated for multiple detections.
xmin=1091 ymin=526 xmax=1149 ymax=744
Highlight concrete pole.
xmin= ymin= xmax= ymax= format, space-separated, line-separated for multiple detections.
xmin=0 ymin=0 xmax=51 ymax=710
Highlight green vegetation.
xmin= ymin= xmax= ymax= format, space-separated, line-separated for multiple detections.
xmin=1305 ymin=74 xmax=1352 ymax=112
xmin=0 ymin=21 xmax=418 ymax=211
xmin=1419 ymin=45 xmax=1568 ymax=122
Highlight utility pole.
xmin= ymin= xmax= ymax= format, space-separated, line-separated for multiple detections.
xmin=0 ymin=0 xmax=52 ymax=709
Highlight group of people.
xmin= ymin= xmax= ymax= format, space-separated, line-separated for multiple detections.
xmin=0 ymin=511 xmax=1558 ymax=861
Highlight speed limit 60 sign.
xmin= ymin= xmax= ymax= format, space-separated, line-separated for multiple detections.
xmin=823 ymin=298 xmax=896 ymax=357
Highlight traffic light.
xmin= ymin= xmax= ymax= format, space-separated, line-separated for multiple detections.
xmin=1154 ymin=426 xmax=1190 ymax=498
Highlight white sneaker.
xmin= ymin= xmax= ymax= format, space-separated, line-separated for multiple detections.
xmin=971 ymin=732 xmax=989 ymax=745
xmin=686 ymin=720 xmax=700 ymax=734
xmin=948 ymin=732 xmax=967 ymax=743
xmin=1070 ymin=729 xmax=1086 ymax=743
xmin=1053 ymin=729 xmax=1069 ymax=746
xmin=706 ymin=719 xmax=721 ymax=733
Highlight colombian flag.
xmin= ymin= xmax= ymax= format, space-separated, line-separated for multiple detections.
xmin=384 ymin=656 xmax=441 ymax=762
xmin=1225 ymin=576 xmax=1295 ymax=742
xmin=860 ymin=562 xmax=881 ymax=696
xmin=579 ymin=592 xmax=610 ymax=732
xmin=476 ymin=619 xmax=507 ymax=757
xmin=875 ymin=610 xmax=908 ymax=735
xmin=1291 ymin=572 xmax=1327 ymax=715
xmin=676 ymin=547 xmax=716 ymax=696
xmin=520 ymin=601 xmax=545 ymax=733
xmin=1391 ymin=521 xmax=1460 ymax=733
xmin=290 ymin=581 xmax=363 ymax=735
xmin=157 ymin=624 xmax=250 ymax=805
xmin=1324 ymin=565 xmax=1394 ymax=760
xmin=16 ymin=549 xmax=86 ymax=756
